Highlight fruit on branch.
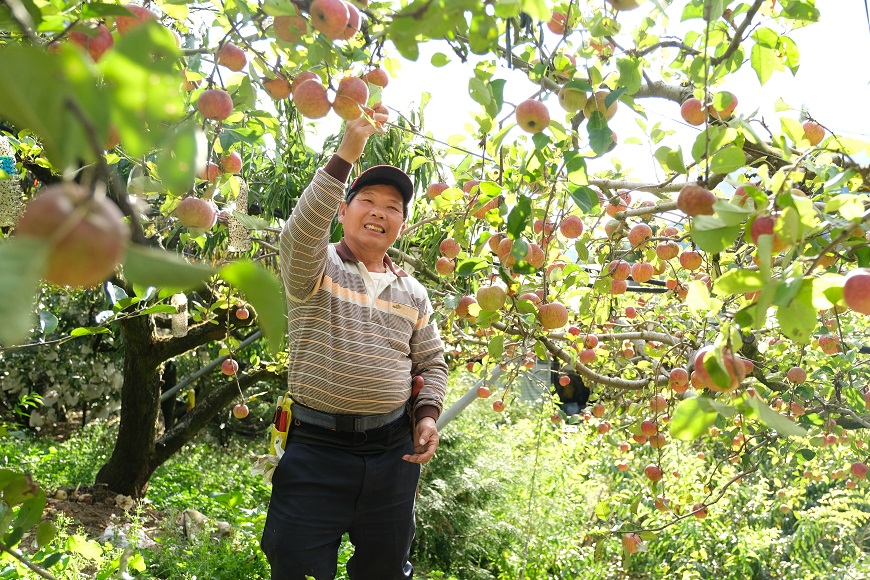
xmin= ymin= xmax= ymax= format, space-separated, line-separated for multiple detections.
xmin=309 ymin=0 xmax=350 ymax=39
xmin=477 ymin=386 xmax=491 ymax=398
xmin=455 ymin=295 xmax=477 ymax=318
xmin=339 ymin=2 xmax=361 ymax=39
xmin=14 ymin=183 xmax=129 ymax=288
xmin=750 ymin=214 xmax=790 ymax=252
xmin=546 ymin=11 xmax=568 ymax=34
xmin=584 ymin=90 xmax=617 ymax=121
xmin=232 ymin=403 xmax=249 ymax=419
xmin=462 ymin=179 xmax=480 ymax=195
xmin=692 ymin=503 xmax=709 ymax=519
xmin=677 ymin=184 xmax=717 ymax=216
xmin=471 ymin=195 xmax=499 ymax=219
xmin=427 ymin=182 xmax=449 ymax=200
xmin=199 ymin=163 xmax=221 ymax=182
xmin=656 ymin=241 xmax=680 ymax=261
xmin=661 ymin=225 xmax=679 ymax=238
xmin=843 ymin=268 xmax=870 ymax=314
xmin=273 ymin=14 xmax=308 ymax=43
xmin=802 ymin=120 xmax=825 ymax=146
xmin=175 ymin=196 xmax=218 ymax=230
xmin=680 ymin=97 xmax=705 ymax=126
xmin=435 ymin=257 xmax=455 ymax=276
xmin=439 ymin=237 xmax=460 ymax=259
xmin=291 ymin=71 xmax=319 ymax=92
xmin=852 ymin=462 xmax=868 ymax=480
xmin=625 ymin=306 xmax=637 ymax=318
xmin=621 ymin=533 xmax=642 ymax=554
xmin=559 ymin=215 xmax=583 ymax=238
xmin=362 ymin=67 xmax=390 ymax=88
xmin=679 ymin=250 xmax=703 ymax=271
xmin=628 ymin=223 xmax=652 ymax=248
xmin=644 ymin=464 xmax=663 ymax=482
xmin=115 ymin=5 xmax=158 ymax=36
xmin=69 ymin=23 xmax=114 ymax=63
xmin=221 ymin=152 xmax=242 ymax=174
xmin=818 ymin=335 xmax=840 ymax=355
xmin=221 ymin=359 xmax=239 ymax=375
xmin=515 ymin=99 xmax=550 ymax=134
xmin=584 ymin=334 xmax=599 ymax=349
xmin=197 ymin=89 xmax=234 ymax=121
xmin=578 ymin=348 xmax=596 ymax=363
xmin=558 ymin=86 xmax=587 ymax=112
xmin=332 ymin=76 xmax=369 ymax=120
xmin=640 ymin=419 xmax=657 ymax=436
xmin=708 ymin=91 xmax=738 ymax=120
xmin=649 ymin=433 xmax=667 ymax=448
xmin=293 ymin=78 xmax=332 ymax=119
xmin=692 ymin=345 xmax=746 ymax=393
xmin=786 ymin=366 xmax=807 ymax=384
xmin=476 ymin=285 xmax=507 ymax=311
xmin=631 ymin=261 xmax=654 ymax=283
xmin=235 ymin=307 xmax=250 ymax=320
xmin=263 ymin=77 xmax=292 ymax=100
xmin=597 ymin=421 xmax=611 ymax=434
xmin=526 ymin=242 xmax=545 ymax=268
xmin=492 ymin=399 xmax=505 ymax=412
xmin=217 ymin=43 xmax=247 ymax=72
xmin=538 ymin=302 xmax=568 ymax=329
xmin=610 ymin=279 xmax=627 ymax=295
xmin=608 ymin=260 xmax=630 ymax=280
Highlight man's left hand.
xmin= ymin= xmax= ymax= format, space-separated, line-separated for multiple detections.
xmin=402 ymin=417 xmax=438 ymax=464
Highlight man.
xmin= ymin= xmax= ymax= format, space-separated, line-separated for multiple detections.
xmin=260 ymin=105 xmax=448 ymax=579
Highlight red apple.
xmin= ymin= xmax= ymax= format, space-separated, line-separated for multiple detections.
xmin=221 ymin=358 xmax=239 ymax=375
xmin=680 ymin=97 xmax=705 ymax=126
xmin=546 ymin=12 xmax=568 ymax=34
xmin=693 ymin=345 xmax=746 ymax=392
xmin=628 ymin=223 xmax=652 ymax=248
xmin=291 ymin=71 xmax=319 ymax=93
xmin=644 ymin=464 xmax=663 ymax=482
xmin=851 ymin=461 xmax=868 ymax=480
xmin=649 ymin=394 xmax=667 ymax=413
xmin=273 ymin=14 xmax=307 ymax=43
xmin=708 ymin=91 xmax=737 ymax=120
xmin=235 ymin=307 xmax=250 ymax=320
xmin=221 ymin=152 xmax=242 ymax=174
xmin=233 ymin=403 xmax=249 ymax=418
xmin=843 ymin=268 xmax=870 ymax=314
xmin=656 ymin=241 xmax=680 ymax=261
xmin=362 ymin=67 xmax=390 ymax=88
xmin=559 ymin=215 xmax=584 ymax=238
xmin=175 ymin=197 xmax=218 ymax=230
xmin=308 ymin=0 xmax=349 ymax=39
xmin=68 ymin=23 xmax=114 ymax=62
xmin=515 ymin=99 xmax=550 ymax=134
xmin=263 ymin=77 xmax=292 ymax=100
xmin=640 ymin=419 xmax=658 ymax=436
xmin=608 ymin=260 xmax=630 ymax=281
xmin=197 ymin=89 xmax=234 ymax=121
xmin=538 ymin=302 xmax=569 ymax=329
xmin=621 ymin=533 xmax=641 ymax=554
xmin=679 ymin=250 xmax=703 ymax=271
xmin=439 ymin=237 xmax=461 ymax=259
xmin=677 ymin=184 xmax=717 ymax=216
xmin=455 ymin=295 xmax=477 ymax=318
xmin=217 ymin=43 xmax=247 ymax=72
xmin=578 ymin=348 xmax=596 ymax=364
xmin=14 ymin=183 xmax=129 ymax=288
xmin=750 ymin=214 xmax=790 ymax=252
xmin=802 ymin=120 xmax=825 ymax=146
xmin=584 ymin=90 xmax=618 ymax=120
xmin=477 ymin=386 xmax=491 ymax=398
xmin=115 ymin=5 xmax=158 ymax=36
xmin=332 ymin=76 xmax=369 ymax=120
xmin=786 ymin=366 xmax=807 ymax=384
xmin=492 ymin=399 xmax=505 ymax=412
xmin=293 ymin=78 xmax=331 ymax=119
xmin=427 ymin=182 xmax=449 ymax=200
xmin=819 ymin=335 xmax=840 ymax=355
xmin=339 ymin=1 xmax=361 ymax=39
xmin=435 ymin=257 xmax=455 ymax=276
xmin=631 ymin=261 xmax=654 ymax=283
xmin=199 ymin=162 xmax=221 ymax=182
xmin=692 ymin=503 xmax=709 ymax=518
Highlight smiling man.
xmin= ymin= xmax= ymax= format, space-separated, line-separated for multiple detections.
xmin=260 ymin=105 xmax=448 ymax=580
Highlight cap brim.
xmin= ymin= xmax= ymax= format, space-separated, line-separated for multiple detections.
xmin=347 ymin=165 xmax=414 ymax=208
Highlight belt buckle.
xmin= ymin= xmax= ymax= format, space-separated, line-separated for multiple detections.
xmin=335 ymin=414 xmax=357 ymax=432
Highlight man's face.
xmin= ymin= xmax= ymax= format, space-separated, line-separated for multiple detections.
xmin=338 ymin=184 xmax=406 ymax=257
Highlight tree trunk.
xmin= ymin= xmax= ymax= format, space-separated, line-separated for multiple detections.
xmin=94 ymin=315 xmax=163 ymax=497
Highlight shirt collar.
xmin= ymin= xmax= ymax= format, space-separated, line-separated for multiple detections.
xmin=336 ymin=239 xmax=408 ymax=277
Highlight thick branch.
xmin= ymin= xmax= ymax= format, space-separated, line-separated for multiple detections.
xmin=540 ymin=335 xmax=656 ymax=390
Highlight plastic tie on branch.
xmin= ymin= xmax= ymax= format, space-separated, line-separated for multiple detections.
xmin=228 ymin=178 xmax=252 ymax=253
xmin=170 ymin=293 xmax=188 ymax=337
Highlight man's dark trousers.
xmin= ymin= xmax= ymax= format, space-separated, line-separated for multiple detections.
xmin=261 ymin=416 xmax=420 ymax=579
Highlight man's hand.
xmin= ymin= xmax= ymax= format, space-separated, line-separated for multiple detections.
xmin=335 ymin=102 xmax=388 ymax=165
xmin=402 ymin=416 xmax=438 ymax=464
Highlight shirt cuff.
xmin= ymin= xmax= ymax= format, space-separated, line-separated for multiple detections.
xmin=324 ymin=155 xmax=353 ymax=183
xmin=414 ymin=405 xmax=440 ymax=423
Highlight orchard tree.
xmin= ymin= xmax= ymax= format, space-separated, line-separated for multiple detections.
xmin=0 ymin=0 xmax=867 ymax=555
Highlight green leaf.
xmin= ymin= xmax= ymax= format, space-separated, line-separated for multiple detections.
xmin=690 ymin=216 xmax=741 ymax=254
xmin=714 ymin=269 xmax=766 ymax=295
xmin=37 ymin=310 xmax=58 ymax=335
xmin=653 ymin=146 xmax=686 ymax=174
xmin=219 ymin=260 xmax=287 ymax=355
xmin=568 ymin=185 xmax=600 ymax=214
xmin=82 ymin=3 xmax=136 ymax=17
xmin=157 ymin=122 xmax=197 ymax=196
xmin=774 ymin=279 xmax=815 ymax=343
xmin=521 ymin=0 xmax=550 ymax=21
xmin=586 ymin=112 xmax=613 ymax=156
xmin=455 ymin=257 xmax=490 ymax=277
xmin=594 ymin=499 xmax=611 ymax=519
xmin=670 ymin=396 xmax=718 ymax=440
xmin=750 ymin=44 xmax=777 ymax=85
xmin=710 ymin=145 xmax=746 ymax=174
xmin=507 ymin=195 xmax=532 ymax=239
xmin=0 ymin=238 xmax=48 ymax=346
xmin=468 ymin=78 xmax=492 ymax=107
xmin=564 ymin=151 xmax=588 ymax=185
xmin=488 ymin=335 xmax=504 ymax=359
xmin=430 ymin=53 xmax=450 ymax=68
xmin=232 ymin=212 xmax=273 ymax=231
xmin=70 ymin=326 xmax=111 ymax=337
xmin=66 ymin=534 xmax=102 ymax=560
xmin=123 ymin=245 xmax=215 ymax=292
xmin=616 ymin=57 xmax=642 ymax=95
xmin=12 ymin=490 xmax=45 ymax=535
xmin=745 ymin=396 xmax=807 ymax=437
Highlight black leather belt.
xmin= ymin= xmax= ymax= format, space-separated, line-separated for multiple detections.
xmin=292 ymin=403 xmax=406 ymax=432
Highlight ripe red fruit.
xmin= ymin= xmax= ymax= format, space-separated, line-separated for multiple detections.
xmin=492 ymin=399 xmax=505 ymax=412
xmin=263 ymin=77 xmax=292 ymax=100
xmin=584 ymin=335 xmax=599 ymax=349
xmin=628 ymin=223 xmax=653 ymax=248
xmin=455 ymin=295 xmax=477 ymax=318
xmin=597 ymin=421 xmax=611 ymax=434
xmin=235 ymin=307 xmax=250 ymax=320
xmin=515 ymin=99 xmax=550 ymax=134
xmin=546 ymin=11 xmax=568 ymax=34
xmin=608 ymin=260 xmax=631 ymax=281
xmin=199 ymin=162 xmax=221 ymax=182
xmin=69 ymin=23 xmax=114 ymax=62
xmin=578 ymin=348 xmax=596 ymax=364
xmin=175 ymin=197 xmax=218 ymax=230
xmin=333 ymin=76 xmax=369 ymax=120
xmin=819 ymin=335 xmax=840 ymax=355
xmin=693 ymin=345 xmax=746 ymax=392
xmin=649 ymin=433 xmax=667 ymax=449
xmin=14 ymin=183 xmax=129 ymax=288
xmin=677 ymin=184 xmax=717 ymax=217
xmin=621 ymin=533 xmax=641 ymax=554
xmin=558 ymin=375 xmax=571 ymax=387
xmin=631 ymin=262 xmax=654 ymax=283
xmin=708 ymin=91 xmax=738 ymax=120
xmin=679 ymin=250 xmax=703 ymax=271
xmin=293 ymin=78 xmax=332 ymax=119
xmin=197 ymin=89 xmax=234 ymax=121
xmin=217 ymin=43 xmax=247 ymax=72
xmin=750 ymin=214 xmax=790 ymax=252
xmin=273 ymin=14 xmax=307 ymax=43
xmin=362 ymin=67 xmax=390 ymax=88
xmin=649 ymin=394 xmax=667 ymax=413
xmin=786 ymin=366 xmax=807 ymax=384
xmin=644 ymin=464 xmax=663 ymax=482
xmin=427 ymin=182 xmax=449 ymax=200
xmin=291 ymin=71 xmax=319 ymax=93
xmin=538 ymin=302 xmax=569 ymax=329
xmin=670 ymin=368 xmax=689 ymax=387
xmin=559 ymin=215 xmax=584 ymax=238
xmin=115 ymin=5 xmax=158 ymax=36
xmin=625 ymin=306 xmax=637 ymax=319
xmin=692 ymin=503 xmax=709 ymax=518
xmin=221 ymin=358 xmax=239 ymax=376
xmin=221 ymin=152 xmax=243 ymax=174
xmin=851 ymin=461 xmax=868 ymax=479
xmin=592 ymin=404 xmax=605 ymax=418
xmin=680 ymin=97 xmax=705 ymax=126
xmin=640 ymin=419 xmax=657 ymax=436
xmin=656 ymin=241 xmax=680 ymax=261
xmin=477 ymin=386 xmax=491 ymax=398
xmin=339 ymin=1 xmax=361 ymax=40
xmin=439 ymin=237 xmax=461 ymax=259
xmin=843 ymin=269 xmax=870 ymax=314
xmin=232 ymin=403 xmax=249 ymax=419
xmin=435 ymin=257 xmax=455 ymax=276
xmin=309 ymin=0 xmax=350 ymax=39
xmin=802 ymin=120 xmax=825 ymax=146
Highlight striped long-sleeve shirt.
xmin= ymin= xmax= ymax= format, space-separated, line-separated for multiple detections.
xmin=278 ymin=161 xmax=447 ymax=420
